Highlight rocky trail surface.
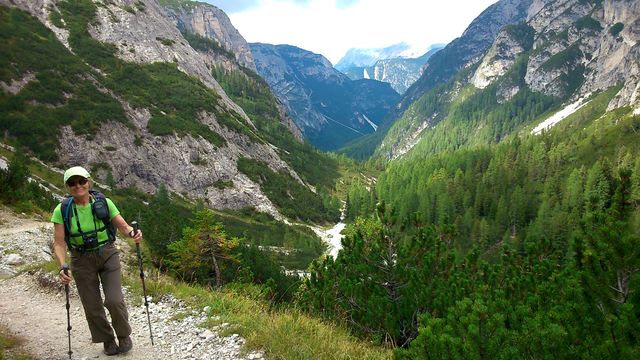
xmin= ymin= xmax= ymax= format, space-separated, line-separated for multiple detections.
xmin=0 ymin=207 xmax=264 ymax=360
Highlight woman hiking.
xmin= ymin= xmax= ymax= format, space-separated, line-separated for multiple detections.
xmin=52 ymin=166 xmax=143 ymax=356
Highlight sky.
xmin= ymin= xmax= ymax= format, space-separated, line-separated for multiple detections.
xmin=205 ymin=0 xmax=499 ymax=65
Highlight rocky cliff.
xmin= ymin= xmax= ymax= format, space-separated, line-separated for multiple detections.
xmin=377 ymin=0 xmax=640 ymax=160
xmin=471 ymin=0 xmax=640 ymax=108
xmin=161 ymin=1 xmax=256 ymax=72
xmin=0 ymin=0 xmax=313 ymax=220
xmin=250 ymin=43 xmax=400 ymax=151
xmin=396 ymin=0 xmax=535 ymax=115
xmin=341 ymin=46 xmax=444 ymax=94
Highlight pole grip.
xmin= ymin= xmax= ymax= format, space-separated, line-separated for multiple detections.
xmin=131 ymin=221 xmax=139 ymax=236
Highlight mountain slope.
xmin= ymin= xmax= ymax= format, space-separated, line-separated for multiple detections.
xmin=377 ymin=0 xmax=640 ymax=160
xmin=334 ymin=42 xmax=417 ymax=70
xmin=339 ymin=0 xmax=534 ymax=160
xmin=305 ymin=1 xmax=640 ymax=356
xmin=250 ymin=43 xmax=400 ymax=151
xmin=0 ymin=0 xmax=337 ymax=223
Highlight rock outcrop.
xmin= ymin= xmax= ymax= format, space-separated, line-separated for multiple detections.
xmin=340 ymin=46 xmax=444 ymax=95
xmin=378 ymin=0 xmax=640 ymax=160
xmin=396 ymin=0 xmax=535 ymax=116
xmin=1 ymin=0 xmax=308 ymax=220
xmin=481 ymin=0 xmax=640 ymax=108
xmin=161 ymin=2 xmax=256 ymax=72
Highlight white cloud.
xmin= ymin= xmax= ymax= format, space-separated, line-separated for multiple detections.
xmin=211 ymin=0 xmax=498 ymax=64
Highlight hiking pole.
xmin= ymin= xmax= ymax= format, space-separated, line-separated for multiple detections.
xmin=62 ymin=264 xmax=72 ymax=359
xmin=132 ymin=221 xmax=154 ymax=345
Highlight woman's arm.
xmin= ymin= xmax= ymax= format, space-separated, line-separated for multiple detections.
xmin=111 ymin=214 xmax=143 ymax=243
xmin=53 ymin=223 xmax=72 ymax=284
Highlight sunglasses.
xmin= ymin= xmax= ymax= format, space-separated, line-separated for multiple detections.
xmin=66 ymin=178 xmax=88 ymax=187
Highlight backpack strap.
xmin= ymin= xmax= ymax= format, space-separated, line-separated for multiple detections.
xmin=61 ymin=196 xmax=74 ymax=249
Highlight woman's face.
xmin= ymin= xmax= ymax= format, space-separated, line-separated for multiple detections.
xmin=66 ymin=176 xmax=90 ymax=198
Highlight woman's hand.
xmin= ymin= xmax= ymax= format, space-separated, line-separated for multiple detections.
xmin=59 ymin=267 xmax=72 ymax=285
xmin=129 ymin=228 xmax=143 ymax=244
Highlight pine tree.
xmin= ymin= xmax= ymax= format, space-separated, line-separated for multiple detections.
xmin=167 ymin=209 xmax=239 ymax=287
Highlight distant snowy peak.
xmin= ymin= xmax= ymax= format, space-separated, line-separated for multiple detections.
xmin=338 ymin=44 xmax=445 ymax=94
xmin=335 ymin=43 xmax=442 ymax=70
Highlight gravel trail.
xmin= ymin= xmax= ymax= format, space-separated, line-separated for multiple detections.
xmin=0 ymin=207 xmax=264 ymax=360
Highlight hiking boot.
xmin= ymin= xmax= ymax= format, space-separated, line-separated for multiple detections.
xmin=103 ymin=339 xmax=119 ymax=356
xmin=118 ymin=336 xmax=133 ymax=354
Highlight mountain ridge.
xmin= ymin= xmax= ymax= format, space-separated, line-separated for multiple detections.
xmin=250 ymin=42 xmax=399 ymax=151
xmin=0 ymin=0 xmax=336 ymax=224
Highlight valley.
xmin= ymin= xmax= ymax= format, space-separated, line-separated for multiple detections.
xmin=1 ymin=0 xmax=639 ymax=358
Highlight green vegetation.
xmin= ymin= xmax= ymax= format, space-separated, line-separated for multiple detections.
xmin=503 ymin=23 xmax=535 ymax=50
xmin=0 ymin=2 xmax=269 ymax=159
xmin=610 ymin=22 xmax=624 ymax=37
xmin=402 ymin=61 xmax=556 ymax=161
xmin=156 ymin=0 xmax=204 ymax=10
xmin=237 ymin=157 xmax=339 ymax=223
xmin=0 ymin=323 xmax=32 ymax=360
xmin=541 ymin=42 xmax=583 ymax=71
xmin=576 ymin=15 xmax=603 ymax=32
xmin=134 ymin=1 xmax=146 ymax=12
xmin=302 ymin=83 xmax=640 ymax=357
xmin=48 ymin=9 xmax=65 ymax=28
xmin=183 ymin=32 xmax=235 ymax=59
xmin=116 ymin=264 xmax=392 ymax=359
xmin=0 ymin=6 xmax=127 ymax=161
xmin=212 ymin=179 xmax=233 ymax=189
xmin=155 ymin=36 xmax=175 ymax=46
xmin=209 ymin=208 xmax=326 ymax=270
xmin=211 ymin=64 xmax=341 ymax=190
xmin=122 ymin=5 xmax=136 ymax=14
xmin=105 ymin=62 xmax=226 ymax=146
xmin=0 ymin=149 xmax=57 ymax=215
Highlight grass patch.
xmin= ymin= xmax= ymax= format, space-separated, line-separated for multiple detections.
xmin=541 ymin=42 xmax=583 ymax=71
xmin=121 ymin=267 xmax=391 ymax=360
xmin=155 ymin=36 xmax=175 ymax=46
xmin=211 ymin=208 xmax=326 ymax=270
xmin=0 ymin=7 xmax=128 ymax=161
xmin=237 ymin=158 xmax=339 ymax=223
xmin=0 ymin=324 xmax=33 ymax=360
xmin=212 ymin=179 xmax=234 ymax=189
xmin=609 ymin=22 xmax=624 ymax=37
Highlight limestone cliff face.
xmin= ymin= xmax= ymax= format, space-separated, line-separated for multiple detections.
xmin=475 ymin=0 xmax=640 ymax=109
xmin=378 ymin=0 xmax=639 ymax=161
xmin=1 ymin=0 xmax=308 ymax=220
xmin=161 ymin=2 xmax=256 ymax=72
xmin=471 ymin=25 xmax=534 ymax=94
xmin=159 ymin=1 xmax=303 ymax=140
xmin=376 ymin=0 xmax=534 ymax=160
xmin=397 ymin=0 xmax=534 ymax=115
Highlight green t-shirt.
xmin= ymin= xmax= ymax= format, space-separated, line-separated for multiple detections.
xmin=51 ymin=197 xmax=120 ymax=247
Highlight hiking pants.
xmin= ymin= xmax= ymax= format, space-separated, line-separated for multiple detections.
xmin=71 ymin=243 xmax=132 ymax=343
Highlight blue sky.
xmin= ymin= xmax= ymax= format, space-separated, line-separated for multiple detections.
xmin=206 ymin=0 xmax=498 ymax=64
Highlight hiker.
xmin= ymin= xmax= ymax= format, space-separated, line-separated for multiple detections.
xmin=51 ymin=166 xmax=143 ymax=356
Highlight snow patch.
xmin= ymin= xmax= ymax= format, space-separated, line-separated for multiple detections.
xmin=362 ymin=113 xmax=378 ymax=131
xmin=532 ymin=94 xmax=591 ymax=134
xmin=311 ymin=209 xmax=346 ymax=259
xmin=363 ymin=68 xmax=370 ymax=79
